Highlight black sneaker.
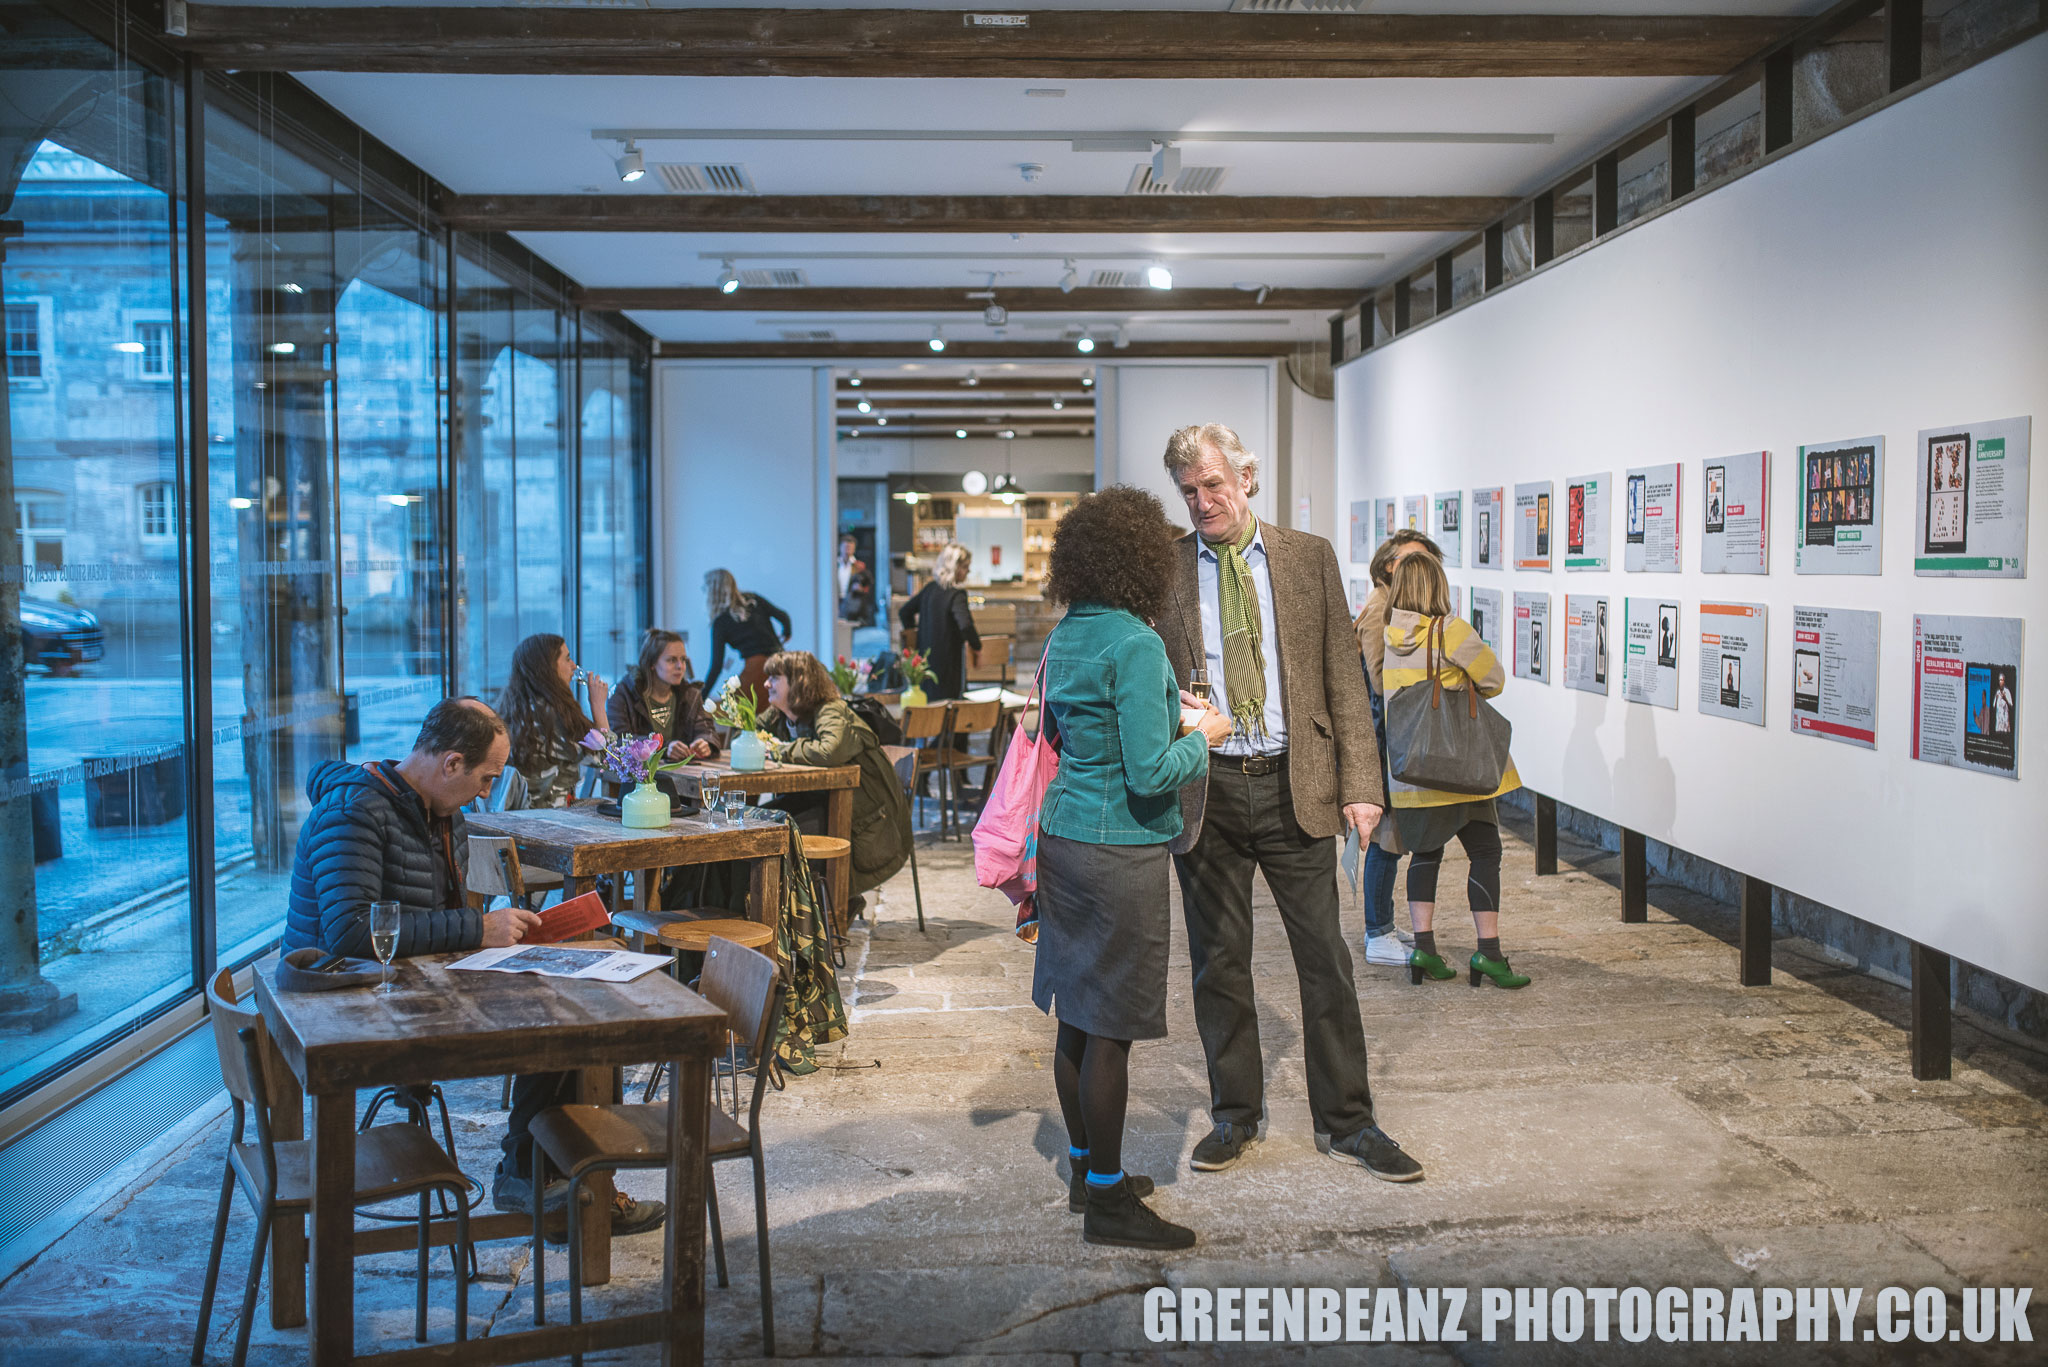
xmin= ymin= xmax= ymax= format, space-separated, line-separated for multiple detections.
xmin=1082 ymin=1176 xmax=1196 ymax=1251
xmin=1188 ymin=1121 xmax=1259 ymax=1172
xmin=609 ymin=1189 xmax=667 ymax=1236
xmin=1325 ymin=1125 xmax=1424 ymax=1183
xmin=1067 ymin=1168 xmax=1154 ymax=1213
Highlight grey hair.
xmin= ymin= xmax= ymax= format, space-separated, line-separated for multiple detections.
xmin=933 ymin=542 xmax=972 ymax=589
xmin=1163 ymin=423 xmax=1261 ymax=498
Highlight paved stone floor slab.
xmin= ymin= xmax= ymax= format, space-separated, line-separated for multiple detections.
xmin=1 ymin=817 xmax=2043 ymax=1363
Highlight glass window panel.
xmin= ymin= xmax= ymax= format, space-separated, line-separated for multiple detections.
xmin=1449 ymin=241 xmax=1485 ymax=308
xmin=1615 ymin=133 xmax=1671 ymax=228
xmin=1793 ymin=13 xmax=1889 ymax=141
xmin=1924 ymin=0 xmax=2040 ymax=76
xmin=1406 ymin=267 xmax=1437 ymax=328
xmin=1552 ymin=172 xmax=1595 ymax=257
xmin=454 ymin=243 xmax=518 ymax=697
xmin=1501 ymin=204 xmax=1536 ymax=283
xmin=203 ymin=88 xmax=346 ymax=964
xmin=511 ymin=285 xmax=568 ymax=649
xmin=577 ymin=316 xmax=648 ymax=685
xmin=1371 ymin=293 xmax=1393 ymax=346
xmin=1695 ymin=82 xmax=1763 ymax=192
xmin=0 ymin=44 xmax=189 ymax=1099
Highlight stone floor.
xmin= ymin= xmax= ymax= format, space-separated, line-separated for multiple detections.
xmin=2 ymin=813 xmax=2044 ymax=1364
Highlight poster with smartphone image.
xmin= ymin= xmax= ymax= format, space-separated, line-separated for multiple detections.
xmin=1795 ymin=436 xmax=1884 ymax=575
xmin=1471 ymin=586 xmax=1503 ymax=654
xmin=1563 ymin=472 xmax=1611 ymax=570
xmin=1374 ymin=497 xmax=1397 ymax=546
xmin=1623 ymin=598 xmax=1680 ymax=709
xmin=1403 ymin=494 xmax=1428 ymax=533
xmin=1473 ymin=487 xmax=1505 ymax=568
xmin=1913 ymin=613 xmax=2021 ymax=778
xmin=1514 ymin=482 xmax=1552 ymax=570
xmin=1564 ymin=594 xmax=1611 ymax=695
xmin=1624 ymin=463 xmax=1682 ymax=572
xmin=1789 ymin=605 xmax=1880 ymax=749
xmin=1914 ymin=416 xmax=2030 ymax=578
xmin=1698 ymin=602 xmax=1766 ymax=726
xmin=1702 ymin=451 xmax=1770 ymax=574
xmin=1514 ymin=592 xmax=1550 ymax=683
xmin=1434 ymin=490 xmax=1463 ymax=567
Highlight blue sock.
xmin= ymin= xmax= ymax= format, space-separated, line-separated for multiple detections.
xmin=1085 ymin=1169 xmax=1124 ymax=1188
xmin=1068 ymin=1145 xmax=1088 ymax=1164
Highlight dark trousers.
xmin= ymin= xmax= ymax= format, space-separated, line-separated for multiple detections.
xmin=1173 ymin=756 xmax=1377 ymax=1139
xmin=502 ymin=1071 xmax=578 ymax=1177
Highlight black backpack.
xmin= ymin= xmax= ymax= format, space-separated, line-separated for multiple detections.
xmin=847 ymin=694 xmax=903 ymax=747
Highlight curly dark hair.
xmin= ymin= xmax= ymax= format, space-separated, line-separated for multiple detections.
xmin=1044 ymin=485 xmax=1177 ymax=621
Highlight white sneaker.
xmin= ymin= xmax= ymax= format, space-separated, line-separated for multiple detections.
xmin=1363 ymin=932 xmax=1411 ymax=966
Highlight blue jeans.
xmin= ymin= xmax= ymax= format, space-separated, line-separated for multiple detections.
xmin=1364 ymin=671 xmax=1401 ymax=938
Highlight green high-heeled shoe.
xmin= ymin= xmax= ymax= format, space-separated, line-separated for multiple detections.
xmin=1469 ymin=952 xmax=1531 ymax=989
xmin=1408 ymin=950 xmax=1457 ymax=985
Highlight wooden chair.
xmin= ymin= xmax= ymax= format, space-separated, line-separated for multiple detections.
xmin=880 ymin=745 xmax=926 ymax=933
xmin=941 ymin=699 xmax=1003 ymax=835
xmin=466 ymin=834 xmax=565 ymax=910
xmin=899 ymin=702 xmax=955 ymax=838
xmin=528 ymin=938 xmax=786 ymax=1358
xmin=194 ymin=970 xmax=473 ymax=1367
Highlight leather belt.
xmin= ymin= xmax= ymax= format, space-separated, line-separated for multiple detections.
xmin=1211 ymin=750 xmax=1287 ymax=776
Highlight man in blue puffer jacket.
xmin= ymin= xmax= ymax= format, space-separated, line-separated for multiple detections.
xmin=284 ymin=696 xmax=666 ymax=1236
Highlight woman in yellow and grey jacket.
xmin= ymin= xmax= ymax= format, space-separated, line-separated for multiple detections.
xmin=1381 ymin=553 xmax=1530 ymax=989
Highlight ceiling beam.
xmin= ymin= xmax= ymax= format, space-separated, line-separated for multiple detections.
xmin=444 ymin=195 xmax=1515 ymax=235
xmin=838 ymin=377 xmax=1095 ymax=394
xmin=654 ymin=340 xmax=1305 ymax=360
xmin=171 ymin=7 xmax=1796 ymax=79
xmin=579 ymin=287 xmax=1358 ymax=313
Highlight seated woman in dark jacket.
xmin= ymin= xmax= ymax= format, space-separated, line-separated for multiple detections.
xmin=607 ymin=627 xmax=719 ymax=760
xmin=495 ymin=632 xmax=605 ymax=808
xmin=705 ymin=567 xmax=792 ymax=706
xmin=763 ymin=650 xmax=913 ymax=904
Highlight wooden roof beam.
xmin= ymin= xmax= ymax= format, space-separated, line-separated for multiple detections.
xmin=578 ymin=286 xmax=1360 ymax=312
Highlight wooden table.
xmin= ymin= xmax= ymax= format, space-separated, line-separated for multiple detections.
xmin=253 ymin=954 xmax=727 ymax=1367
xmin=662 ymin=757 xmax=859 ymax=933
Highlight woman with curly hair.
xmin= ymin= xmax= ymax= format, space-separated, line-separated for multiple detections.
xmin=494 ymin=633 xmax=604 ymax=808
xmin=1033 ymin=485 xmax=1232 ymax=1251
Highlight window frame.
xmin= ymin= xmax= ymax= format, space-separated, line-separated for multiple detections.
xmin=5 ymin=297 xmax=53 ymax=383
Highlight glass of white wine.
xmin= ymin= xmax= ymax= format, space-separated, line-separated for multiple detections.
xmin=701 ymin=776 xmax=724 ymax=826
xmin=370 ymin=900 xmax=400 ymax=995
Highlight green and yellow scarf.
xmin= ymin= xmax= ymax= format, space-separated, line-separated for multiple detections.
xmin=1205 ymin=517 xmax=1267 ymax=736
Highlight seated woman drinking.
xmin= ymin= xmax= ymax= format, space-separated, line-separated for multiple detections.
xmin=608 ymin=627 xmax=719 ymax=760
xmin=495 ymin=632 xmax=604 ymax=808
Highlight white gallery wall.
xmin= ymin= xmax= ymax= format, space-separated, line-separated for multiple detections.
xmin=1097 ymin=360 xmax=1278 ymax=528
xmin=653 ymin=362 xmax=836 ymax=673
xmin=1335 ymin=33 xmax=2048 ymax=992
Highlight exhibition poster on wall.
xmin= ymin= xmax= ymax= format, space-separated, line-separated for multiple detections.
xmin=1563 ymin=594 xmax=1611 ymax=695
xmin=1514 ymin=481 xmax=1553 ymax=570
xmin=1349 ymin=577 xmax=1371 ymax=615
xmin=1472 ymin=487 xmax=1505 ymax=569
xmin=1622 ymin=598 xmax=1681 ymax=709
xmin=1470 ymin=587 xmax=1503 ymax=655
xmin=1702 ymin=451 xmax=1770 ymax=575
xmin=1624 ymin=463 xmax=1682 ymax=573
xmin=1913 ymin=416 xmax=2031 ymax=578
xmin=1372 ymin=497 xmax=1396 ymax=546
xmin=1445 ymin=580 xmax=1463 ymax=619
xmin=1349 ymin=501 xmax=1372 ymax=563
xmin=1563 ymin=472 xmax=1611 ymax=571
xmin=1697 ymin=602 xmax=1767 ymax=727
xmin=1795 ymin=435 xmax=1884 ymax=575
xmin=1402 ymin=494 xmax=1428 ymax=533
xmin=1789 ymin=605 xmax=1880 ymax=749
xmin=1434 ymin=490 xmax=1464 ymax=567
xmin=1514 ymin=592 xmax=1550 ymax=683
xmin=1912 ymin=614 xmax=2021 ymax=778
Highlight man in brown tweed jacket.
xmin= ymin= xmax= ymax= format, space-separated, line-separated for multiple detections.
xmin=1157 ymin=423 xmax=1424 ymax=1184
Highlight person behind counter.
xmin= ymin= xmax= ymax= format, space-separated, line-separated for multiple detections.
xmin=898 ymin=542 xmax=981 ymax=700
xmin=494 ymin=632 xmax=605 ymax=809
xmin=762 ymin=650 xmax=912 ymax=913
xmin=608 ymin=627 xmax=719 ymax=760
xmin=705 ymin=568 xmax=793 ymax=706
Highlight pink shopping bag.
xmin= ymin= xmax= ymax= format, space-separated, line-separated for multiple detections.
xmin=972 ymin=668 xmax=1058 ymax=942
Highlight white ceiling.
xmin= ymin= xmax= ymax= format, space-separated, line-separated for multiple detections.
xmin=286 ymin=2 xmax=1833 ymax=346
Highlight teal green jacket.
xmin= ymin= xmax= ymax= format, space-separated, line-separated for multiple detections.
xmin=1039 ymin=603 xmax=1212 ymax=845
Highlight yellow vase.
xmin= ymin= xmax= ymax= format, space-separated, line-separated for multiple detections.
xmin=902 ymin=685 xmax=928 ymax=708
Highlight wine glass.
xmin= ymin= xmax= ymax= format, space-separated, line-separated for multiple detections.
xmin=700 ymin=775 xmax=723 ymax=826
xmin=369 ymin=900 xmax=400 ymax=995
xmin=1188 ymin=666 xmax=1212 ymax=705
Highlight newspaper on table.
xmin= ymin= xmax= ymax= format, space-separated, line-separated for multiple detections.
xmin=450 ymin=944 xmax=673 ymax=982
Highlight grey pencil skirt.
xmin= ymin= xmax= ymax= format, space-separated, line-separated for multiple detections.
xmin=1030 ymin=830 xmax=1172 ymax=1041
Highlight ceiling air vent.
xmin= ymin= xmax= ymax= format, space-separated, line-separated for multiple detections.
xmin=654 ymin=162 xmax=756 ymax=194
xmin=1229 ymin=0 xmax=1370 ymax=13
xmin=779 ymin=329 xmax=836 ymax=342
xmin=1088 ymin=269 xmax=1142 ymax=288
xmin=741 ymin=268 xmax=809 ymax=288
xmin=1126 ymin=163 xmax=1230 ymax=196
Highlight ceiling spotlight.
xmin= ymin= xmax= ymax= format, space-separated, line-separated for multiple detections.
xmin=1058 ymin=259 xmax=1078 ymax=294
xmin=1082 ymin=373 xmax=1094 ymax=387
xmin=1151 ymin=141 xmax=1181 ymax=185
xmin=956 ymin=429 xmax=968 ymax=439
xmin=1052 ymin=399 xmax=1064 ymax=411
xmin=1000 ymin=429 xmax=1017 ymax=440
xmin=1146 ymin=262 xmax=1174 ymax=291
xmin=1076 ymin=331 xmax=1095 ymax=354
xmin=983 ymin=302 xmax=1008 ymax=326
xmin=1256 ymin=285 xmax=1271 ymax=304
xmin=278 ymin=282 xmax=305 ymax=295
xmin=615 ymin=140 xmax=646 ymax=183
xmin=875 ymin=416 xmax=887 ymax=426
xmin=717 ymin=260 xmax=739 ymax=294
xmin=1114 ymin=325 xmax=1130 ymax=349
xmin=856 ymin=399 xmax=872 ymax=413
xmin=965 ymin=370 xmax=979 ymax=387
xmin=928 ymin=328 xmax=946 ymax=353
xmin=848 ymin=371 xmax=862 ymax=387
xmin=269 ymin=341 xmax=296 ymax=354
